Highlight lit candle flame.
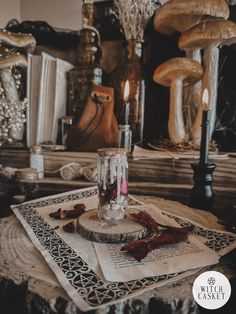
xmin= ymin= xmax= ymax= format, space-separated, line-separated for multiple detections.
xmin=124 ymin=80 xmax=130 ymax=102
xmin=202 ymin=88 xmax=209 ymax=111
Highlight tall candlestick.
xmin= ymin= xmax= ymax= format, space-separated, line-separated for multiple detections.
xmin=199 ymin=89 xmax=211 ymax=166
xmin=191 ymin=88 xmax=216 ymax=210
xmin=125 ymin=102 xmax=130 ymax=124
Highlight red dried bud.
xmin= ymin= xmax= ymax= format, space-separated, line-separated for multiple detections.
xmin=63 ymin=221 xmax=75 ymax=233
xmin=49 ymin=203 xmax=86 ymax=219
xmin=49 ymin=208 xmax=61 ymax=219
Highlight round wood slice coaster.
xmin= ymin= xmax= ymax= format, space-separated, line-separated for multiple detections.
xmin=77 ymin=208 xmax=150 ymax=243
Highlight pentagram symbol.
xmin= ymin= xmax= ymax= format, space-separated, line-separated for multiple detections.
xmin=87 ymin=288 xmax=116 ymax=305
xmin=118 ymin=280 xmax=143 ymax=292
xmin=73 ymin=273 xmax=99 ymax=288
xmin=208 ymin=277 xmax=216 ymax=285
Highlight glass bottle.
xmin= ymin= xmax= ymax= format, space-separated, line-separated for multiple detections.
xmin=67 ymin=0 xmax=102 ymax=120
xmin=110 ymin=39 xmax=146 ymax=145
xmin=118 ymin=124 xmax=132 ymax=152
xmin=16 ymin=168 xmax=39 ymax=200
xmin=30 ymin=146 xmax=44 ymax=179
xmin=97 ymin=148 xmax=128 ymax=224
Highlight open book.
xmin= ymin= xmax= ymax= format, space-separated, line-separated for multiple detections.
xmin=27 ymin=52 xmax=73 ymax=146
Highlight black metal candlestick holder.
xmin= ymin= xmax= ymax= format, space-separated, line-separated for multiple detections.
xmin=191 ymin=109 xmax=216 ymax=210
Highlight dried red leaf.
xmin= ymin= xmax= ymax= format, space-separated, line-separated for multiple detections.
xmin=63 ymin=221 xmax=75 ymax=233
xmin=121 ymin=230 xmax=191 ymax=262
xmin=130 ymin=211 xmax=160 ymax=233
xmin=121 ymin=239 xmax=151 ymax=262
xmin=73 ymin=203 xmax=86 ymax=211
xmin=49 ymin=208 xmax=61 ymax=219
xmin=130 ymin=211 xmax=192 ymax=234
xmin=49 ymin=203 xmax=86 ymax=219
xmin=60 ymin=204 xmax=86 ymax=219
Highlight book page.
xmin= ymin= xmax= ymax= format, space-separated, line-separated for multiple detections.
xmin=43 ymin=59 xmax=56 ymax=142
xmin=94 ymin=205 xmax=219 ymax=282
xmin=27 ymin=54 xmax=41 ymax=147
xmin=52 ymin=59 xmax=73 ymax=142
xmin=36 ymin=52 xmax=55 ymax=144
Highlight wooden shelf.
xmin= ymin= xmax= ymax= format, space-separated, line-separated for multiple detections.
xmin=1 ymin=149 xmax=235 ymax=209
xmin=1 ymin=149 xmax=236 ymax=186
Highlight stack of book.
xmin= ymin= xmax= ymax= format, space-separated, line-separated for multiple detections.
xmin=27 ymin=52 xmax=73 ymax=146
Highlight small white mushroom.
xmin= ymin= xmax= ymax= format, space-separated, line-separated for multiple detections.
xmin=179 ymin=19 xmax=236 ymax=146
xmin=153 ymin=57 xmax=203 ymax=145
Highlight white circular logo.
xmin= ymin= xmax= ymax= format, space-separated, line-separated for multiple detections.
xmin=192 ymin=271 xmax=231 ymax=310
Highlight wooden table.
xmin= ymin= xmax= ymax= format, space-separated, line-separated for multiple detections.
xmin=0 ymin=195 xmax=235 ymax=314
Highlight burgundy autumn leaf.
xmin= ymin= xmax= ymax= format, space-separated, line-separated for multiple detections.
xmin=49 ymin=208 xmax=61 ymax=219
xmin=63 ymin=221 xmax=75 ymax=233
xmin=49 ymin=204 xmax=86 ymax=219
xmin=121 ymin=231 xmax=190 ymax=262
xmin=98 ymin=181 xmax=117 ymax=205
xmin=121 ymin=238 xmax=151 ymax=262
xmin=130 ymin=211 xmax=160 ymax=233
xmin=73 ymin=203 xmax=86 ymax=211
xmin=60 ymin=204 xmax=86 ymax=219
xmin=149 ymin=231 xmax=188 ymax=248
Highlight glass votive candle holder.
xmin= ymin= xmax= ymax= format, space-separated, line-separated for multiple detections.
xmin=97 ymin=148 xmax=128 ymax=224
xmin=15 ymin=168 xmax=39 ymax=200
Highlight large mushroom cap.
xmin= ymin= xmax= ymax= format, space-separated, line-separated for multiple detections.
xmin=0 ymin=53 xmax=27 ymax=70
xmin=0 ymin=30 xmax=36 ymax=53
xmin=153 ymin=0 xmax=229 ymax=35
xmin=179 ymin=19 xmax=236 ymax=50
xmin=153 ymin=57 xmax=203 ymax=87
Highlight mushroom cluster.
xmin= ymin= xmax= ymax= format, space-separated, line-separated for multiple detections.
xmin=0 ymin=29 xmax=36 ymax=145
xmin=153 ymin=0 xmax=234 ymax=148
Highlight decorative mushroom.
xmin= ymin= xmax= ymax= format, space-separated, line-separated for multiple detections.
xmin=153 ymin=57 xmax=203 ymax=145
xmin=0 ymin=30 xmax=36 ymax=143
xmin=0 ymin=30 xmax=36 ymax=100
xmin=154 ymin=0 xmax=229 ymax=34
xmin=0 ymin=29 xmax=36 ymax=53
xmin=179 ymin=19 xmax=236 ymax=146
xmin=153 ymin=0 xmax=229 ymax=60
xmin=0 ymin=52 xmax=28 ymax=102
xmin=153 ymin=0 xmax=229 ymax=139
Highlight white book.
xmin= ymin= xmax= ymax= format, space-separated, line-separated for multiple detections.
xmin=27 ymin=52 xmax=73 ymax=146
xmin=27 ymin=54 xmax=42 ymax=147
xmin=36 ymin=52 xmax=55 ymax=144
xmin=52 ymin=58 xmax=73 ymax=143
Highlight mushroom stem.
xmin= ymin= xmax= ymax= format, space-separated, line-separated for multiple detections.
xmin=184 ymin=49 xmax=202 ymax=140
xmin=1 ymin=68 xmax=23 ymax=141
xmin=186 ymin=49 xmax=201 ymax=63
xmin=191 ymin=45 xmax=219 ymax=146
xmin=1 ymin=68 xmax=19 ymax=102
xmin=169 ymin=79 xmax=186 ymax=144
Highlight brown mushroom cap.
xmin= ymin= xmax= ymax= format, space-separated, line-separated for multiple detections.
xmin=179 ymin=19 xmax=236 ymax=51
xmin=153 ymin=57 xmax=203 ymax=87
xmin=0 ymin=53 xmax=27 ymax=70
xmin=0 ymin=30 xmax=36 ymax=53
xmin=153 ymin=0 xmax=229 ymax=35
